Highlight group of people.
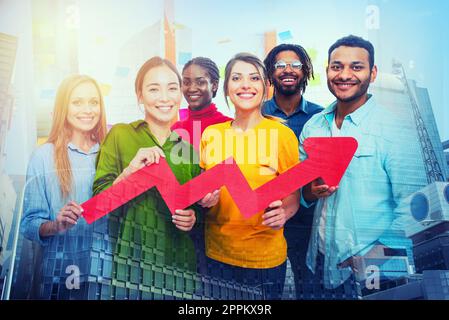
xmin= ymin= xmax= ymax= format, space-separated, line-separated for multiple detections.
xmin=20 ymin=35 xmax=425 ymax=300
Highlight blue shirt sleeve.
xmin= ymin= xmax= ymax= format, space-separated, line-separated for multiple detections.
xmin=298 ymin=122 xmax=316 ymax=208
xmin=20 ymin=149 xmax=52 ymax=246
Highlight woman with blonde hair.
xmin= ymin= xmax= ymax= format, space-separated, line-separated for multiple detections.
xmin=21 ymin=74 xmax=107 ymax=299
xmin=200 ymin=53 xmax=300 ymax=299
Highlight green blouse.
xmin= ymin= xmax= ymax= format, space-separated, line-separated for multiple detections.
xmin=93 ymin=120 xmax=201 ymax=299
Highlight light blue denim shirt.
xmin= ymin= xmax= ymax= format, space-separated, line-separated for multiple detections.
xmin=20 ymin=142 xmax=100 ymax=298
xmin=299 ymin=95 xmax=427 ymax=288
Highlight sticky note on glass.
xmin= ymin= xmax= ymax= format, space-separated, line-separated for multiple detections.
xmin=219 ymin=66 xmax=225 ymax=78
xmin=278 ymin=31 xmax=293 ymax=41
xmin=115 ymin=67 xmax=130 ymax=77
xmin=178 ymin=52 xmax=192 ymax=65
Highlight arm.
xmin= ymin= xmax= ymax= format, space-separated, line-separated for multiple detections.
xmin=299 ymin=124 xmax=337 ymax=206
xmin=21 ymin=151 xmax=53 ymax=245
xmin=262 ymin=190 xmax=300 ymax=230
xmin=262 ymin=126 xmax=300 ymax=229
xmin=93 ymin=128 xmax=122 ymax=195
xmin=20 ymin=150 xmax=83 ymax=244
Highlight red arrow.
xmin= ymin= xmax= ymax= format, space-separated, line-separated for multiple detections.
xmin=82 ymin=137 xmax=358 ymax=224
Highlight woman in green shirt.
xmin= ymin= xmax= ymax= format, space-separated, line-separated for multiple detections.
xmin=93 ymin=57 xmax=217 ymax=299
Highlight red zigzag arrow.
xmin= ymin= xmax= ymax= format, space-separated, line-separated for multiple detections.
xmin=82 ymin=137 xmax=358 ymax=224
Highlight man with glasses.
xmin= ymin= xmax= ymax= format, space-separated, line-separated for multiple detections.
xmin=262 ymin=44 xmax=323 ymax=299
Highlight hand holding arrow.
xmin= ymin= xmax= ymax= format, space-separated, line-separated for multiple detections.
xmin=82 ymin=137 xmax=358 ymax=224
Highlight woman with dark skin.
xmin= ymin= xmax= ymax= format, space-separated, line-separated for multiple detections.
xmin=172 ymin=57 xmax=232 ymax=151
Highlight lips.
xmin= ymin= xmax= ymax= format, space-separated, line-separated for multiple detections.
xmin=236 ymin=92 xmax=256 ymax=99
xmin=77 ymin=116 xmax=95 ymax=122
xmin=156 ymin=105 xmax=174 ymax=112
xmin=279 ymin=75 xmax=298 ymax=86
xmin=187 ymin=94 xmax=201 ymax=101
xmin=333 ymin=81 xmax=359 ymax=90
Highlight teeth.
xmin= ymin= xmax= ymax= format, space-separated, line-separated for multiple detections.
xmin=157 ymin=106 xmax=172 ymax=111
xmin=281 ymin=78 xmax=296 ymax=84
xmin=238 ymin=93 xmax=254 ymax=98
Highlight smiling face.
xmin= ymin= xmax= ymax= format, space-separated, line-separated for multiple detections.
xmin=66 ymin=81 xmax=101 ymax=134
xmin=272 ymin=50 xmax=305 ymax=96
xmin=327 ymin=46 xmax=377 ymax=105
xmin=182 ymin=64 xmax=217 ymax=111
xmin=138 ymin=65 xmax=181 ymax=125
xmin=227 ymin=60 xmax=265 ymax=113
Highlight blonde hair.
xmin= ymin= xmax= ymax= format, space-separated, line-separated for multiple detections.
xmin=47 ymin=74 xmax=107 ymax=198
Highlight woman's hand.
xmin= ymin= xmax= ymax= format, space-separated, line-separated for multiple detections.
xmin=172 ymin=209 xmax=196 ymax=232
xmin=198 ymin=189 xmax=220 ymax=208
xmin=128 ymin=146 xmax=165 ymax=173
xmin=39 ymin=201 xmax=84 ymax=238
xmin=54 ymin=201 xmax=84 ymax=233
xmin=113 ymin=146 xmax=165 ymax=185
xmin=262 ymin=200 xmax=286 ymax=230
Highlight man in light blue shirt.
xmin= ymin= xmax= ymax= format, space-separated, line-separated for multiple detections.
xmin=300 ymin=35 xmax=426 ymax=296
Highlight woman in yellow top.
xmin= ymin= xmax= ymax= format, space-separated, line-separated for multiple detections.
xmin=200 ymin=53 xmax=300 ymax=299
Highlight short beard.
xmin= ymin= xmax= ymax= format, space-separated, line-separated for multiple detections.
xmin=328 ymin=77 xmax=371 ymax=103
xmin=273 ymin=79 xmax=303 ymax=96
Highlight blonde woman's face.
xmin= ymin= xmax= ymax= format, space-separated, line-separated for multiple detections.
xmin=139 ymin=65 xmax=181 ymax=125
xmin=67 ymin=82 xmax=101 ymax=134
xmin=227 ymin=61 xmax=265 ymax=112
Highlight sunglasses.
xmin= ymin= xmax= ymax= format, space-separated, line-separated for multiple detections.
xmin=274 ymin=60 xmax=303 ymax=70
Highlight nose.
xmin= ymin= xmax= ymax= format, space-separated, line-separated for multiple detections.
xmin=186 ymin=82 xmax=198 ymax=93
xmin=81 ymin=102 xmax=95 ymax=113
xmin=284 ymin=63 xmax=294 ymax=73
xmin=159 ymin=88 xmax=169 ymax=101
xmin=241 ymin=77 xmax=251 ymax=89
xmin=339 ymin=66 xmax=353 ymax=81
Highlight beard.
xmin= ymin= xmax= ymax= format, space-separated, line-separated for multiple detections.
xmin=273 ymin=77 xmax=303 ymax=96
xmin=327 ymin=77 xmax=371 ymax=103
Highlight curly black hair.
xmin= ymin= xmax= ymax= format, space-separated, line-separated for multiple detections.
xmin=263 ymin=44 xmax=314 ymax=94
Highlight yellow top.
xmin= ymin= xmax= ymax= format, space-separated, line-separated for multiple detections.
xmin=200 ymin=118 xmax=299 ymax=268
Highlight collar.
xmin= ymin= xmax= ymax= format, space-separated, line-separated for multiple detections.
xmin=187 ymin=103 xmax=218 ymax=120
xmin=323 ymin=94 xmax=375 ymax=126
xmin=269 ymin=96 xmax=309 ymax=116
xmin=67 ymin=142 xmax=99 ymax=155
xmin=130 ymin=120 xmax=182 ymax=144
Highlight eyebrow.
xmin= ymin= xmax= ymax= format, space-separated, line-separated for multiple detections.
xmin=330 ymin=60 xmax=365 ymax=65
xmin=183 ymin=76 xmax=207 ymax=80
xmin=146 ymin=82 xmax=179 ymax=87
xmin=231 ymin=72 xmax=260 ymax=75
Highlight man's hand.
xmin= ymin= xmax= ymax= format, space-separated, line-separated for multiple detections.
xmin=303 ymin=178 xmax=338 ymax=202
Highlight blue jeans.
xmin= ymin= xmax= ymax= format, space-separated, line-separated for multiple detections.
xmin=204 ymin=256 xmax=287 ymax=300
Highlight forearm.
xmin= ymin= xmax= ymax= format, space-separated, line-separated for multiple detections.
xmin=39 ymin=221 xmax=58 ymax=238
xmin=112 ymin=166 xmax=133 ymax=185
xmin=302 ymin=182 xmax=317 ymax=203
xmin=282 ymin=190 xmax=300 ymax=221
